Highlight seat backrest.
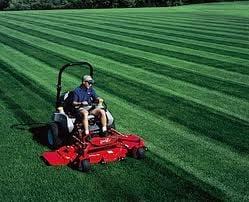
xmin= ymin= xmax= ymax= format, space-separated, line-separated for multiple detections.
xmin=60 ymin=91 xmax=74 ymax=115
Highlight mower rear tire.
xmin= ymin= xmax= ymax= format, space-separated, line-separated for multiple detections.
xmin=79 ymin=159 xmax=91 ymax=172
xmin=47 ymin=122 xmax=62 ymax=149
xmin=132 ymin=147 xmax=145 ymax=159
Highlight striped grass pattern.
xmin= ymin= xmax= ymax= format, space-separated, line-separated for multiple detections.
xmin=0 ymin=2 xmax=249 ymax=201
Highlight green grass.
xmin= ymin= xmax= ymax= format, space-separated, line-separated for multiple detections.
xmin=0 ymin=1 xmax=249 ymax=201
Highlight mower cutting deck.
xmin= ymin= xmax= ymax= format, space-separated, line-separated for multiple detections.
xmin=43 ymin=129 xmax=145 ymax=172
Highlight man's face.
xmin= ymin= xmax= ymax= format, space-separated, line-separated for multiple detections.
xmin=83 ymin=80 xmax=92 ymax=89
xmin=82 ymin=75 xmax=94 ymax=88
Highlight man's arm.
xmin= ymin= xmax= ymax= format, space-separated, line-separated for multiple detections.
xmin=72 ymin=90 xmax=82 ymax=106
xmin=92 ymin=88 xmax=101 ymax=103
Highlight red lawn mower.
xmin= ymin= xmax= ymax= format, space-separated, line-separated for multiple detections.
xmin=42 ymin=61 xmax=146 ymax=172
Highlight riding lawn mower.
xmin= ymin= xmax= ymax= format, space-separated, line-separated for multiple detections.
xmin=42 ymin=61 xmax=146 ymax=172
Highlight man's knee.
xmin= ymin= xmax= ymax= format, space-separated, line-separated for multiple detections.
xmin=100 ymin=109 xmax=106 ymax=116
xmin=80 ymin=109 xmax=89 ymax=118
xmin=94 ymin=108 xmax=105 ymax=116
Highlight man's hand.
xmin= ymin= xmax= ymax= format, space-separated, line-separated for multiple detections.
xmin=73 ymin=101 xmax=88 ymax=107
xmin=98 ymin=98 xmax=104 ymax=104
xmin=81 ymin=101 xmax=88 ymax=106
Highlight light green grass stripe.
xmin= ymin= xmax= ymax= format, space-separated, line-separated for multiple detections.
xmin=64 ymin=14 xmax=249 ymax=38
xmin=99 ymin=13 xmax=249 ymax=31
xmin=87 ymin=19 xmax=249 ymax=46
xmin=0 ymin=43 xmax=248 ymax=200
xmin=106 ymin=13 xmax=249 ymax=29
xmin=8 ymin=14 xmax=249 ymax=67
xmin=7 ymin=3 xmax=248 ymax=22
xmin=37 ymin=13 xmax=249 ymax=46
xmin=2 ymin=17 xmax=249 ymax=88
xmin=1 ymin=26 xmax=249 ymax=124
xmin=146 ymin=15 xmax=249 ymax=30
xmin=23 ymin=12 xmax=249 ymax=56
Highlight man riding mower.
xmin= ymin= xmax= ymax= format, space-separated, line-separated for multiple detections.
xmin=43 ymin=61 xmax=146 ymax=172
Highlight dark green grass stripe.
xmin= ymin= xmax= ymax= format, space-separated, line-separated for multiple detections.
xmin=5 ymin=15 xmax=249 ymax=76
xmin=29 ymin=13 xmax=249 ymax=48
xmin=13 ymin=13 xmax=249 ymax=60
xmin=120 ymin=14 xmax=249 ymax=28
xmin=0 ymin=64 xmax=50 ymax=124
xmin=0 ymin=36 xmax=71 ymax=72
xmin=98 ymin=22 xmax=249 ymax=49
xmin=0 ymin=63 xmax=55 ymax=105
xmin=143 ymin=152 xmax=224 ymax=201
xmin=102 ymin=13 xmax=249 ymax=27
xmin=2 ymin=26 xmax=247 ymax=106
xmin=97 ymin=14 xmax=249 ymax=36
xmin=96 ymin=71 xmax=249 ymax=154
xmin=63 ymin=14 xmax=249 ymax=38
xmin=57 ymin=11 xmax=247 ymax=25
xmin=96 ymin=14 xmax=249 ymax=32
xmin=1 ymin=33 xmax=249 ymax=154
xmin=1 ymin=16 xmax=249 ymax=79
xmin=2 ymin=19 xmax=249 ymax=98
xmin=55 ymin=12 xmax=249 ymax=37
xmin=26 ymin=13 xmax=249 ymax=50
xmin=92 ymin=152 xmax=222 ymax=201
xmin=0 ymin=88 xmax=35 ymax=124
xmin=187 ymin=13 xmax=249 ymax=24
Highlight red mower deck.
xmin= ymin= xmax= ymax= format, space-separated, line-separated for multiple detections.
xmin=43 ymin=129 xmax=146 ymax=169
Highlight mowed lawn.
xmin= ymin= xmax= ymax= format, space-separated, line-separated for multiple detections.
xmin=0 ymin=1 xmax=249 ymax=201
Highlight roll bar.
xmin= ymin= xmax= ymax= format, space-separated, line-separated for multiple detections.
xmin=56 ymin=61 xmax=94 ymax=108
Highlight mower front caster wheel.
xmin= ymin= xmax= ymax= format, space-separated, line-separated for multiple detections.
xmin=132 ymin=147 xmax=145 ymax=159
xmin=79 ymin=160 xmax=91 ymax=172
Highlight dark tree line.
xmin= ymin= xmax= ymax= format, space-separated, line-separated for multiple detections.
xmin=0 ymin=0 xmax=243 ymax=11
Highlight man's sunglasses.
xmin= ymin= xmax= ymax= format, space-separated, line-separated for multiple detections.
xmin=86 ymin=80 xmax=94 ymax=84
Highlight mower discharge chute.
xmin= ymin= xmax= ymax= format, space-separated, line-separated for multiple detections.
xmin=42 ymin=61 xmax=146 ymax=172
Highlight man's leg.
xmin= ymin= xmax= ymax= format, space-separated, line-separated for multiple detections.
xmin=91 ymin=108 xmax=107 ymax=132
xmin=79 ymin=108 xmax=89 ymax=135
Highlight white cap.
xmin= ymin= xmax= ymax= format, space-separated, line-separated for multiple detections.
xmin=83 ymin=75 xmax=92 ymax=81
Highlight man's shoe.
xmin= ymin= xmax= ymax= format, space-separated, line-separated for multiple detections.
xmin=100 ymin=130 xmax=108 ymax=137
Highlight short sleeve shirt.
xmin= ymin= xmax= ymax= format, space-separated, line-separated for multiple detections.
xmin=73 ymin=86 xmax=98 ymax=104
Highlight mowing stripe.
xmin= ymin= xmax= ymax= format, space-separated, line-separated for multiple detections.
xmin=19 ymin=12 xmax=249 ymax=59
xmin=0 ymin=44 xmax=248 ymax=200
xmin=26 ymin=13 xmax=249 ymax=49
xmin=6 ymin=14 xmax=249 ymax=72
xmin=0 ymin=26 xmax=249 ymax=125
xmin=109 ymin=13 xmax=249 ymax=30
xmin=0 ymin=30 xmax=248 ymax=105
xmin=98 ymin=22 xmax=249 ymax=48
xmin=114 ymin=12 xmax=249 ymax=26
xmin=63 ymin=14 xmax=249 ymax=40
xmin=98 ymin=13 xmax=249 ymax=32
xmin=1 ymin=18 xmax=249 ymax=85
xmin=23 ymin=8 xmax=247 ymax=26
xmin=1 ymin=40 xmax=248 ymax=168
xmin=0 ymin=26 xmax=249 ymax=120
xmin=1 ymin=39 xmax=249 ymax=155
